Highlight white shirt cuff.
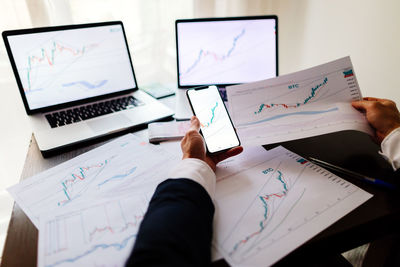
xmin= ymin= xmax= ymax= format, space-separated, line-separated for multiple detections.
xmin=379 ymin=127 xmax=400 ymax=171
xmin=168 ymin=158 xmax=216 ymax=199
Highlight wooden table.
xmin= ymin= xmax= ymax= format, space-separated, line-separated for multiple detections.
xmin=1 ymin=103 xmax=400 ymax=266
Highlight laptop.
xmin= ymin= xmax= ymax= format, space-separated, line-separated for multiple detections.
xmin=2 ymin=21 xmax=174 ymax=157
xmin=174 ymin=15 xmax=278 ymax=119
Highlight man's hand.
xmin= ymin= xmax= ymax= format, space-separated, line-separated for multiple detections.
xmin=352 ymin=97 xmax=400 ymax=143
xmin=181 ymin=116 xmax=243 ymax=172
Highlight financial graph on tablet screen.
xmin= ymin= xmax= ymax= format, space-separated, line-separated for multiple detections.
xmin=7 ymin=25 xmax=136 ymax=109
xmin=177 ymin=19 xmax=277 ymax=86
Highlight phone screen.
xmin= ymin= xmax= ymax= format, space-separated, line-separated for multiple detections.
xmin=187 ymin=86 xmax=240 ymax=153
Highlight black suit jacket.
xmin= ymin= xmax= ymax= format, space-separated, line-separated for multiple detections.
xmin=126 ymin=178 xmax=215 ymax=267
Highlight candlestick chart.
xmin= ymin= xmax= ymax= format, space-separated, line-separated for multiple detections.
xmin=7 ymin=25 xmax=136 ymax=109
xmin=8 ymin=135 xmax=178 ymax=227
xmin=214 ymin=146 xmax=371 ymax=266
xmin=226 ymin=58 xmax=367 ymax=146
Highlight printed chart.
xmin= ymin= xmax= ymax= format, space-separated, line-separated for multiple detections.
xmin=38 ymin=194 xmax=149 ymax=267
xmin=214 ymin=146 xmax=372 ymax=266
xmin=227 ymin=57 xmax=373 ymax=146
xmin=8 ymin=134 xmax=179 ymax=227
xmin=7 ymin=25 xmax=135 ymax=109
xmin=177 ymin=19 xmax=276 ymax=85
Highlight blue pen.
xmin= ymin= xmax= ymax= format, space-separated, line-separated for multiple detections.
xmin=308 ymin=157 xmax=397 ymax=191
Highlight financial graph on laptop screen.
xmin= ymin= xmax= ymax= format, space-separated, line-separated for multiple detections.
xmin=6 ymin=24 xmax=136 ymax=110
xmin=176 ymin=17 xmax=277 ymax=87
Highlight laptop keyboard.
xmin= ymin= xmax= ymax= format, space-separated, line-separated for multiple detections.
xmin=45 ymin=96 xmax=144 ymax=128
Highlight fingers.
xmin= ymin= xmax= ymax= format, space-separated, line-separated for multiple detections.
xmin=183 ymin=117 xmax=203 ymax=146
xmin=363 ymin=97 xmax=381 ymax=101
xmin=351 ymin=100 xmax=368 ymax=111
xmin=189 ymin=116 xmax=200 ymax=132
xmin=212 ymin=146 xmax=243 ymax=164
xmin=361 ymin=97 xmax=394 ymax=106
xmin=352 ymin=97 xmax=383 ymax=111
xmin=181 ymin=117 xmax=206 ymax=160
xmin=353 ymin=97 xmax=396 ymax=112
xmin=226 ymin=146 xmax=244 ymax=157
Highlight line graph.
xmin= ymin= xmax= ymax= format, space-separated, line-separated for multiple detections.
xmin=224 ymin=162 xmax=304 ymax=259
xmin=46 ymin=234 xmax=137 ymax=267
xmin=8 ymin=134 xmax=179 ymax=228
xmin=254 ymin=77 xmax=328 ymax=114
xmin=62 ymin=80 xmax=108 ymax=90
xmin=189 ymin=87 xmax=239 ymax=152
xmin=182 ymin=28 xmax=245 ymax=77
xmin=200 ymin=102 xmax=219 ymax=128
xmin=227 ymin=57 xmax=372 ymax=146
xmin=213 ymin=146 xmax=372 ymax=266
xmin=97 ymin=166 xmax=137 ymax=187
xmin=241 ymin=107 xmax=339 ymax=126
xmin=39 ymin=194 xmax=149 ymax=267
xmin=25 ymin=41 xmax=97 ymax=92
xmin=229 ymin=169 xmax=293 ymax=256
xmin=8 ymin=24 xmax=136 ymax=109
xmin=177 ymin=19 xmax=277 ymax=85
xmin=57 ymin=158 xmax=112 ymax=206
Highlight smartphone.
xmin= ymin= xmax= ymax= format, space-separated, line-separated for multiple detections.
xmin=186 ymin=86 xmax=240 ymax=154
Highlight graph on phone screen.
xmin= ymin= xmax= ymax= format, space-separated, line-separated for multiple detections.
xmin=7 ymin=25 xmax=135 ymax=109
xmin=188 ymin=87 xmax=239 ymax=152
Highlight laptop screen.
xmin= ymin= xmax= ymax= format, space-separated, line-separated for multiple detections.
xmin=3 ymin=22 xmax=137 ymax=112
xmin=176 ymin=16 xmax=278 ymax=88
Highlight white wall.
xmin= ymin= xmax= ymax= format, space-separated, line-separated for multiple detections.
xmin=268 ymin=0 xmax=400 ymax=104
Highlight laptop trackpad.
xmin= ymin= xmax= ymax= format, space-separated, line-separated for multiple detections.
xmin=87 ymin=114 xmax=132 ymax=133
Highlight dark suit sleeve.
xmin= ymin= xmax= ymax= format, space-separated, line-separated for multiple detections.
xmin=125 ymin=178 xmax=215 ymax=267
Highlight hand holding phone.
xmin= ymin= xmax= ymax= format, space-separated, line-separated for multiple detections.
xmin=181 ymin=116 xmax=243 ymax=171
xmin=186 ymin=86 xmax=241 ymax=154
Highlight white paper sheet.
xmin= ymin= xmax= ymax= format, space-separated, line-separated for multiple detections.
xmin=158 ymin=140 xmax=183 ymax=157
xmin=213 ymin=146 xmax=372 ymax=267
xmin=38 ymin=193 xmax=150 ymax=267
xmin=216 ymin=145 xmax=271 ymax=182
xmin=226 ymin=56 xmax=373 ymax=146
xmin=8 ymin=134 xmax=179 ymax=227
xmin=148 ymin=120 xmax=190 ymax=142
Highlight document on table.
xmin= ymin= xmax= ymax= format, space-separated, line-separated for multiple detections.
xmin=8 ymin=134 xmax=179 ymax=227
xmin=216 ymin=145 xmax=271 ymax=182
xmin=213 ymin=146 xmax=372 ymax=267
xmin=226 ymin=56 xmax=373 ymax=146
xmin=148 ymin=120 xmax=191 ymax=142
xmin=38 ymin=193 xmax=150 ymax=267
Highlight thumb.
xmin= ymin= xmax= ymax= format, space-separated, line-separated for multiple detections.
xmin=189 ymin=116 xmax=201 ymax=132
xmin=351 ymin=100 xmax=367 ymax=112
xmin=212 ymin=146 xmax=243 ymax=164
